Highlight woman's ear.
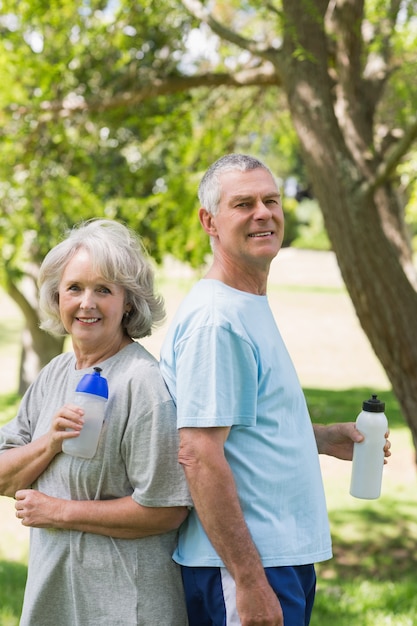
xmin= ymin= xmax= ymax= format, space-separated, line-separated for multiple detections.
xmin=199 ymin=207 xmax=217 ymax=236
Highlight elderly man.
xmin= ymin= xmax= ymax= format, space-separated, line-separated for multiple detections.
xmin=160 ymin=154 xmax=390 ymax=626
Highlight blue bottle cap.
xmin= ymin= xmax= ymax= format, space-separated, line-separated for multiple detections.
xmin=76 ymin=367 xmax=109 ymax=399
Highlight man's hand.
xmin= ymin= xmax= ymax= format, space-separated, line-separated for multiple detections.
xmin=179 ymin=426 xmax=284 ymax=624
xmin=236 ymin=581 xmax=284 ymax=625
xmin=314 ymin=422 xmax=391 ymax=462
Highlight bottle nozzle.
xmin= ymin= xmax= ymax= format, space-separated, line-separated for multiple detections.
xmin=362 ymin=394 xmax=385 ymax=412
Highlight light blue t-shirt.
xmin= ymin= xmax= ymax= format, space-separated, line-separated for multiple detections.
xmin=160 ymin=279 xmax=332 ymax=567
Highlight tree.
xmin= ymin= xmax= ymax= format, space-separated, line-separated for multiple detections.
xmin=180 ymin=0 xmax=417 ymax=452
xmin=0 ymin=0 xmax=297 ymax=391
xmin=0 ymin=0 xmax=199 ymax=390
xmin=2 ymin=0 xmax=417 ymax=459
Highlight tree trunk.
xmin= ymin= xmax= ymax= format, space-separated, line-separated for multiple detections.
xmin=280 ymin=0 xmax=417 ymax=458
xmin=18 ymin=326 xmax=65 ymax=396
xmin=6 ymin=275 xmax=65 ymax=395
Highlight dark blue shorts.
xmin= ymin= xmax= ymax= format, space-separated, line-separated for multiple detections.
xmin=181 ymin=564 xmax=316 ymax=626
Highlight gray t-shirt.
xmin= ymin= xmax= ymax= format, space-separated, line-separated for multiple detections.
xmin=0 ymin=342 xmax=191 ymax=625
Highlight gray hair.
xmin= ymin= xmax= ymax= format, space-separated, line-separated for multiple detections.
xmin=38 ymin=219 xmax=165 ymax=338
xmin=198 ymin=154 xmax=274 ymax=215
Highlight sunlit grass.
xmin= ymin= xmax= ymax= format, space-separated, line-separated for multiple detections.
xmin=306 ymin=388 xmax=417 ymax=625
xmin=0 ymin=560 xmax=27 ymax=626
xmin=314 ymin=578 xmax=417 ymax=626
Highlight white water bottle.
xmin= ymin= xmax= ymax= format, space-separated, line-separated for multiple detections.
xmin=63 ymin=367 xmax=109 ymax=459
xmin=350 ymin=394 xmax=388 ymax=499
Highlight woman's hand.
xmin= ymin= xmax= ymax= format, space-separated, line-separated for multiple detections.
xmin=47 ymin=404 xmax=85 ymax=454
xmin=0 ymin=404 xmax=85 ymax=498
xmin=15 ymin=489 xmax=62 ymax=529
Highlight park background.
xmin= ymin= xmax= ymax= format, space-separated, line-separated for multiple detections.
xmin=1 ymin=1 xmax=417 ymax=624
xmin=1 ymin=248 xmax=417 ymax=625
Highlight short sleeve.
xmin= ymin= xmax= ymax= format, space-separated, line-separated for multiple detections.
xmin=0 ymin=381 xmax=43 ymax=452
xmin=121 ymin=382 xmax=191 ymax=508
xmin=175 ymin=324 xmax=258 ymax=427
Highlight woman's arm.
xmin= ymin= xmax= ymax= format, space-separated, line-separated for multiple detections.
xmin=14 ymin=490 xmax=188 ymax=539
xmin=0 ymin=404 xmax=84 ymax=497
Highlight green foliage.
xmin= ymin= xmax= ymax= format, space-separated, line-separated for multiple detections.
xmin=0 ymin=393 xmax=20 ymax=426
xmin=0 ymin=0 xmax=199 ymax=272
xmin=0 ymin=560 xmax=27 ymax=626
xmin=291 ymin=199 xmax=331 ymax=251
xmin=401 ymin=151 xmax=417 ymax=251
xmin=366 ymin=0 xmax=417 ymax=129
xmin=0 ymin=0 xmax=310 ymax=277
xmin=0 ymin=0 xmax=416 ymax=288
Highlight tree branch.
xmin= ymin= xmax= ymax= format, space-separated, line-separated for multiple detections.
xmin=10 ymin=69 xmax=279 ymax=119
xmin=361 ymin=0 xmax=402 ymax=100
xmin=181 ymin=0 xmax=282 ymax=66
xmin=373 ymin=116 xmax=417 ymax=188
xmin=359 ymin=116 xmax=417 ymax=195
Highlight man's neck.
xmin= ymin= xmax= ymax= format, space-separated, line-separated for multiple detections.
xmin=204 ymin=261 xmax=269 ymax=296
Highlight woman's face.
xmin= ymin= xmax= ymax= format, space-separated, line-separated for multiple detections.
xmin=58 ymin=248 xmax=128 ymax=349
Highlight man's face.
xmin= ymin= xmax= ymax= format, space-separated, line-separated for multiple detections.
xmin=208 ymin=168 xmax=285 ymax=271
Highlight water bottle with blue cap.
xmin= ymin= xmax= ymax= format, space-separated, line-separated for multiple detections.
xmin=63 ymin=366 xmax=109 ymax=459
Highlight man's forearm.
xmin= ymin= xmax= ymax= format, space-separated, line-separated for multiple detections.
xmin=179 ymin=433 xmax=284 ymax=624
xmin=182 ymin=449 xmax=266 ymax=583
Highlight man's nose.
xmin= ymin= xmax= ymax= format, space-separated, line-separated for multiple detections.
xmin=254 ymin=200 xmax=272 ymax=218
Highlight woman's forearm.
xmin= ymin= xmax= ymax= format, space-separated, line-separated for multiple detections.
xmin=0 ymin=436 xmax=58 ymax=497
xmin=14 ymin=490 xmax=188 ymax=538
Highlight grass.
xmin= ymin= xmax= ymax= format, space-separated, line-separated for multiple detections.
xmin=1 ymin=254 xmax=416 ymax=626
xmin=0 ymin=561 xmax=28 ymax=626
xmin=305 ymin=387 xmax=417 ymax=625
xmin=305 ymin=389 xmax=417 ymax=625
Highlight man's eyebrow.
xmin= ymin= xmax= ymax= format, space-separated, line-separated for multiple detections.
xmin=230 ymin=194 xmax=253 ymax=203
xmin=230 ymin=192 xmax=281 ymax=203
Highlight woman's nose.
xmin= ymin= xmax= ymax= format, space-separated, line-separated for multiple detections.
xmin=80 ymin=290 xmax=96 ymax=309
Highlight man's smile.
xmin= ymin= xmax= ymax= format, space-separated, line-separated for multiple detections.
xmin=248 ymin=231 xmax=273 ymax=238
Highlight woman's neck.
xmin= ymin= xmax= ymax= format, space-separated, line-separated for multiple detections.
xmin=73 ymin=335 xmax=133 ymax=370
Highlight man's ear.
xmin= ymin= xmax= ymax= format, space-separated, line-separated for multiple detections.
xmin=199 ymin=207 xmax=217 ymax=236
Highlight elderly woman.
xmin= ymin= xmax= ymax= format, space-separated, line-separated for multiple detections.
xmin=0 ymin=219 xmax=191 ymax=625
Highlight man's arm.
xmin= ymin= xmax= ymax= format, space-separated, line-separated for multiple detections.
xmin=14 ymin=490 xmax=188 ymax=539
xmin=179 ymin=426 xmax=283 ymax=626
